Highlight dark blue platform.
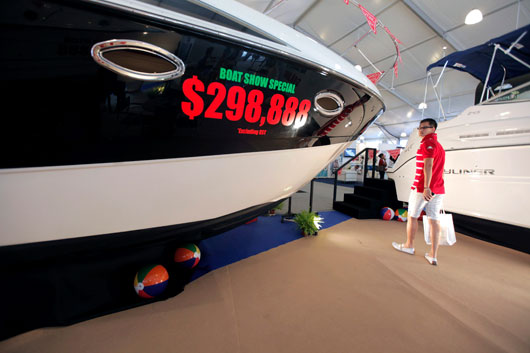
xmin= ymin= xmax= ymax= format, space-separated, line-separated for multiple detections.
xmin=192 ymin=210 xmax=351 ymax=280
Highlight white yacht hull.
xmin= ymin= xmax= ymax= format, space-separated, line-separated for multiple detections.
xmin=0 ymin=143 xmax=348 ymax=247
xmin=388 ymin=101 xmax=530 ymax=228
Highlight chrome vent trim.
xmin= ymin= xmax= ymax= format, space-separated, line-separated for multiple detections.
xmin=91 ymin=39 xmax=185 ymax=81
xmin=314 ymin=90 xmax=345 ymax=117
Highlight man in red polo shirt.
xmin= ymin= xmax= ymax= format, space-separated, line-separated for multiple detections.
xmin=392 ymin=118 xmax=445 ymax=265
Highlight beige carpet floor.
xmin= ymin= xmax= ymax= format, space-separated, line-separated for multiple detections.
xmin=2 ymin=218 xmax=529 ymax=353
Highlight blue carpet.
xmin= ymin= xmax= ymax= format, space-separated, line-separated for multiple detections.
xmin=191 ymin=211 xmax=351 ymax=280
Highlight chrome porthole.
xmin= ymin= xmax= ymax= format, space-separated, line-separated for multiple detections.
xmin=91 ymin=39 xmax=185 ymax=81
xmin=314 ymin=90 xmax=345 ymax=117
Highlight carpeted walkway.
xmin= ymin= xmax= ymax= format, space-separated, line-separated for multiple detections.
xmin=2 ymin=218 xmax=529 ymax=353
xmin=192 ymin=211 xmax=351 ymax=280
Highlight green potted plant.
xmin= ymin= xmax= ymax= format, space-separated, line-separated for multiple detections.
xmin=267 ymin=201 xmax=284 ymax=216
xmin=293 ymin=210 xmax=324 ymax=236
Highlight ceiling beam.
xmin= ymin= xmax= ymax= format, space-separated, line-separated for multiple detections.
xmin=263 ymin=0 xmax=276 ymax=13
xmin=401 ymin=0 xmax=464 ymax=51
xmin=292 ymin=0 xmax=321 ymax=27
xmin=328 ymin=0 xmax=400 ymax=48
xmin=444 ymin=0 xmax=522 ymax=34
xmin=378 ymin=82 xmax=430 ymax=116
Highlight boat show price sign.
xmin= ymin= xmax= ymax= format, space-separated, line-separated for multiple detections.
xmin=181 ymin=72 xmax=311 ymax=134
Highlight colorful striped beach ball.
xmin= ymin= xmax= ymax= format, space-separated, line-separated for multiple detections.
xmin=134 ymin=264 xmax=169 ymax=299
xmin=174 ymin=243 xmax=201 ymax=269
xmin=380 ymin=207 xmax=394 ymax=221
xmin=395 ymin=208 xmax=408 ymax=222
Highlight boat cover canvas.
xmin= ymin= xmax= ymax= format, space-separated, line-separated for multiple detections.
xmin=427 ymin=24 xmax=530 ymax=85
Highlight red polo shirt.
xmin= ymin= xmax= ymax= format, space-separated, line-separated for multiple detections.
xmin=411 ymin=133 xmax=445 ymax=194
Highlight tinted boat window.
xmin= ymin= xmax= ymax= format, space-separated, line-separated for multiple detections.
xmin=476 ymin=73 xmax=530 ymax=104
xmin=137 ymin=0 xmax=285 ymax=45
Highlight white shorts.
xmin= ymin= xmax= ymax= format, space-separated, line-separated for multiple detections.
xmin=408 ymin=190 xmax=444 ymax=221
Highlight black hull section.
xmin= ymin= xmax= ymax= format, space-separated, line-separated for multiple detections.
xmin=0 ymin=200 xmax=282 ymax=340
xmin=0 ymin=0 xmax=383 ymax=339
xmin=0 ymin=0 xmax=382 ymax=169
xmin=452 ymin=213 xmax=530 ymax=254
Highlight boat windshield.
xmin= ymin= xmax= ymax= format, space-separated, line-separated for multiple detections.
xmin=481 ymin=78 xmax=530 ymax=105
xmin=136 ymin=0 xmax=286 ymax=45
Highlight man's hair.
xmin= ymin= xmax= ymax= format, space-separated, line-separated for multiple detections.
xmin=378 ymin=153 xmax=384 ymax=157
xmin=420 ymin=118 xmax=437 ymax=130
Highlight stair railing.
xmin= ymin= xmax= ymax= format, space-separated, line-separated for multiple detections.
xmin=332 ymin=148 xmax=377 ymax=203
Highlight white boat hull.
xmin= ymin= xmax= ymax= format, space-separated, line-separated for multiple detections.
xmin=388 ymin=101 xmax=530 ymax=228
xmin=0 ymin=143 xmax=348 ymax=246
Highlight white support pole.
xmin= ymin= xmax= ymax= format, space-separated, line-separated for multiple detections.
xmin=429 ymin=74 xmax=447 ymax=121
xmin=498 ymin=46 xmax=530 ymax=70
xmin=434 ymin=61 xmax=448 ymax=88
xmin=506 ymin=30 xmax=527 ymax=53
xmin=515 ymin=0 xmax=521 ymax=29
xmin=340 ymin=29 xmax=371 ymax=57
xmin=421 ymin=73 xmax=429 ymax=118
xmin=356 ymin=47 xmax=381 ymax=73
xmin=480 ymin=44 xmax=499 ymax=103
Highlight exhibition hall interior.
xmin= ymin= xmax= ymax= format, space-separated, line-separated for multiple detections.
xmin=0 ymin=0 xmax=529 ymax=352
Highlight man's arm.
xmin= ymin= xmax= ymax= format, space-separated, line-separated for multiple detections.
xmin=423 ymin=157 xmax=434 ymax=201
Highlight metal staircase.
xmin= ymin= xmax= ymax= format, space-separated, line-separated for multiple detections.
xmin=331 ymin=148 xmax=402 ymax=219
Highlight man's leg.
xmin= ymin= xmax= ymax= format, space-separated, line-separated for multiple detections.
xmin=404 ymin=191 xmax=425 ymax=248
xmin=429 ymin=219 xmax=441 ymax=258
xmin=405 ymin=216 xmax=418 ymax=248
xmin=424 ymin=194 xmax=444 ymax=259
xmin=393 ymin=191 xmax=424 ymax=253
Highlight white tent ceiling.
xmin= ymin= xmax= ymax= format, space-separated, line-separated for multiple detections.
xmin=236 ymin=0 xmax=530 ymax=142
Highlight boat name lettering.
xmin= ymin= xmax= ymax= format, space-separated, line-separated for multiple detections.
xmin=444 ymin=169 xmax=495 ymax=175
xmin=181 ymin=76 xmax=310 ymax=128
xmin=219 ymin=67 xmax=296 ymax=94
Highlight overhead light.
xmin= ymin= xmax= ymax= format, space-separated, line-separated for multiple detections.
xmin=406 ymin=111 xmax=413 ymax=118
xmin=442 ymin=46 xmax=447 ymax=50
xmin=465 ymin=9 xmax=483 ymax=25
xmin=354 ymin=65 xmax=362 ymax=72
xmin=418 ymin=102 xmax=427 ymax=109
xmin=400 ymin=132 xmax=406 ymax=137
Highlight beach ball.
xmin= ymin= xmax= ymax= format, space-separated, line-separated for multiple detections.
xmin=395 ymin=208 xmax=408 ymax=222
xmin=174 ymin=243 xmax=201 ymax=269
xmin=134 ymin=264 xmax=169 ymax=299
xmin=380 ymin=207 xmax=394 ymax=221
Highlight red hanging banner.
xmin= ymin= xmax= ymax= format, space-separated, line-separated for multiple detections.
xmin=393 ymin=62 xmax=399 ymax=78
xmin=387 ymin=148 xmax=402 ymax=160
xmin=384 ymin=26 xmax=402 ymax=44
xmin=343 ymin=0 xmax=350 ymax=4
xmin=367 ymin=71 xmax=383 ymax=84
xmin=359 ymin=4 xmax=378 ymax=34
